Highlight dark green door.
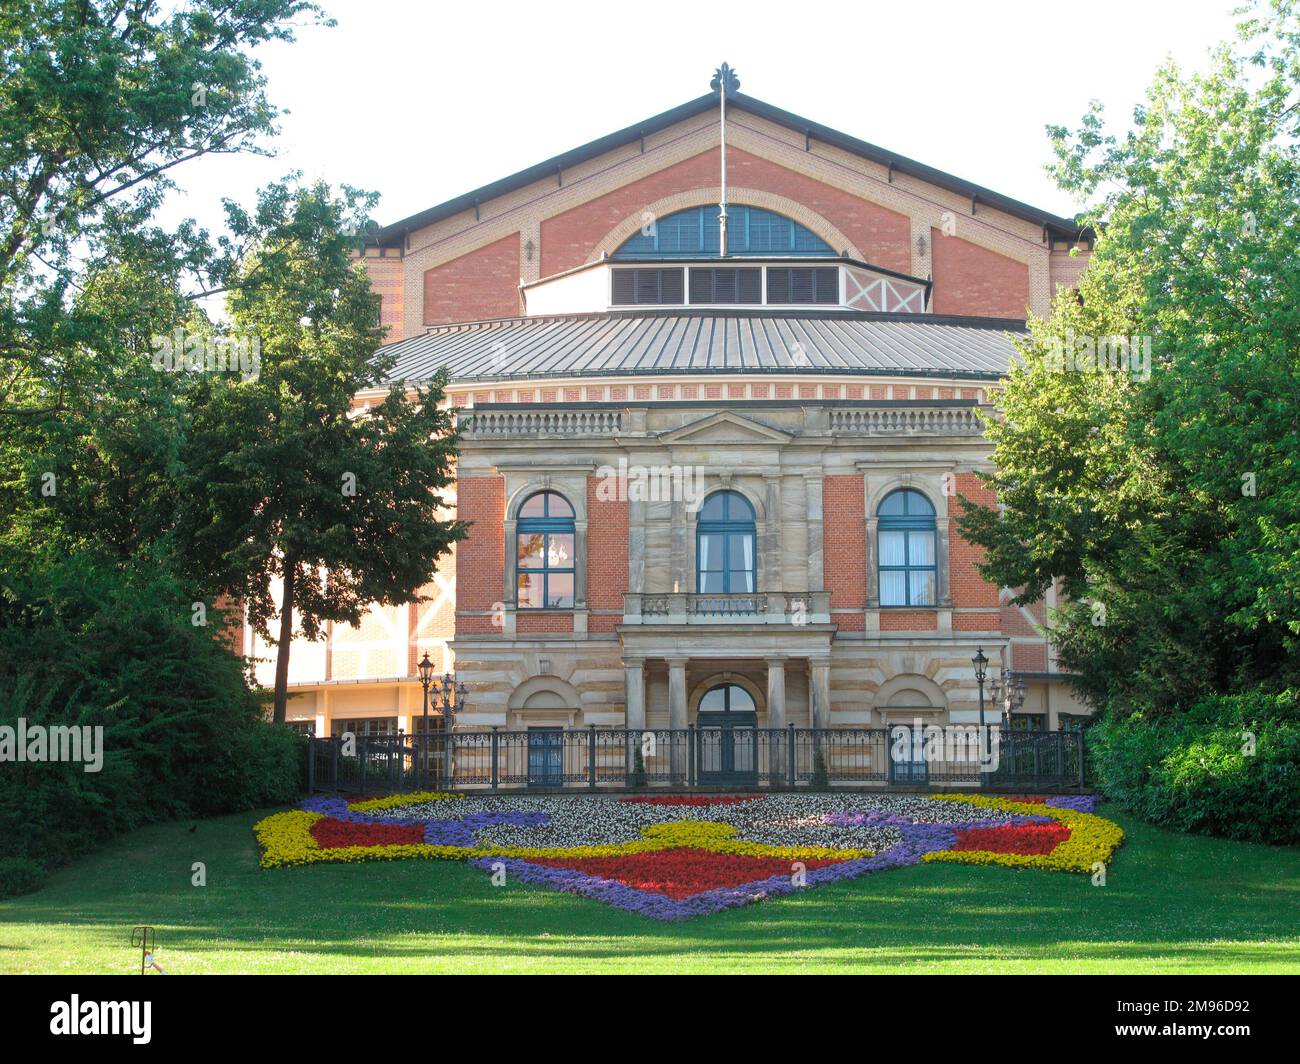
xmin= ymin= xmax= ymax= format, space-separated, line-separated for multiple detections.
xmin=527 ymin=728 xmax=563 ymax=787
xmin=697 ymin=684 xmax=758 ymax=785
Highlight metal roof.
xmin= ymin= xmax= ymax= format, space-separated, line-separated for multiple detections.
xmin=370 ymin=92 xmax=1090 ymax=247
xmin=377 ymin=310 xmax=1025 ymax=385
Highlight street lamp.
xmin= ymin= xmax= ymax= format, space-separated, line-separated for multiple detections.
xmin=417 ymin=653 xmax=436 ymax=788
xmin=972 ymin=647 xmax=988 ymax=729
xmin=428 ymin=671 xmax=467 ymax=789
xmin=990 ymin=667 xmax=1023 ymax=730
xmin=432 ymin=672 xmax=467 ymax=720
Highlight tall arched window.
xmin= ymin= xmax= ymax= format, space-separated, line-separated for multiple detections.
xmin=697 ymin=491 xmax=756 ymax=593
xmin=516 ymin=491 xmax=575 ymax=609
xmin=878 ymin=489 xmax=937 ymax=606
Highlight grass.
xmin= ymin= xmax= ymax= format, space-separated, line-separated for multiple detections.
xmin=1 ymin=804 xmax=1297 ymax=973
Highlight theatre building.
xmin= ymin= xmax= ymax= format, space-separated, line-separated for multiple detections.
xmin=250 ymin=69 xmax=1095 ymax=784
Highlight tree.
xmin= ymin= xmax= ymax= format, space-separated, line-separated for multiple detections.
xmin=176 ymin=180 xmax=467 ymax=722
xmin=1 ymin=0 xmax=327 ymax=420
xmin=957 ymin=0 xmax=1300 ymax=714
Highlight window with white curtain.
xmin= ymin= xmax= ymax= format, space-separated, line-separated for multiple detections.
xmin=877 ymin=489 xmax=937 ymax=606
xmin=696 ymin=491 xmax=756 ymax=593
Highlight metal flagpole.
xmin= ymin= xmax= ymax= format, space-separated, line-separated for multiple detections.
xmin=712 ymin=64 xmax=739 ymax=258
xmin=719 ymin=72 xmax=728 ymax=258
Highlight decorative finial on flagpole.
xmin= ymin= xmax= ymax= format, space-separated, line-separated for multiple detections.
xmin=710 ymin=63 xmax=740 ymax=94
xmin=712 ymin=65 xmax=739 ymax=257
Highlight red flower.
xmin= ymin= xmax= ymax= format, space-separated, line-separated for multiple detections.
xmin=310 ymin=818 xmax=426 ymax=849
xmin=951 ymin=822 xmax=1071 ymax=855
xmin=618 ymin=795 xmax=762 ymax=807
xmin=529 ymin=850 xmax=844 ymax=899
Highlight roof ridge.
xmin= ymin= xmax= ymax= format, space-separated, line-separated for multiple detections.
xmin=369 ymin=91 xmax=1089 ymax=246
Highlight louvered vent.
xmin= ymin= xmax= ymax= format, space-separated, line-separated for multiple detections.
xmin=765 ymin=267 xmax=838 ymax=305
xmin=611 ymin=268 xmax=685 ymax=305
xmin=688 ymin=268 xmax=762 ymax=304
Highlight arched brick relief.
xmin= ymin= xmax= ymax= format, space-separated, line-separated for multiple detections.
xmin=589 ymin=187 xmax=863 ymax=264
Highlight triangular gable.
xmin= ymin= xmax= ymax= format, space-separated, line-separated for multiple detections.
xmin=658 ymin=410 xmax=794 ymax=445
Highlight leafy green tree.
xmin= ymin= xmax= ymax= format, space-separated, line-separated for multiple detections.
xmin=958 ymin=1 xmax=1300 ymax=714
xmin=0 ymin=1 xmax=334 ymax=889
xmin=176 ymin=180 xmax=466 ymax=722
xmin=1 ymin=0 xmax=326 ymax=421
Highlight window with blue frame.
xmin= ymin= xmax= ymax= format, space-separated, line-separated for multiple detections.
xmin=516 ymin=491 xmax=576 ymax=609
xmin=613 ymin=205 xmax=834 ymax=258
xmin=696 ymin=491 xmax=756 ymax=593
xmin=877 ymin=489 xmax=937 ymax=606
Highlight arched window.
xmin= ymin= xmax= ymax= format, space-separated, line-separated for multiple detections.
xmin=516 ymin=491 xmax=575 ymax=609
xmin=877 ymin=489 xmax=937 ymax=606
xmin=613 ymin=205 xmax=834 ymax=258
xmin=696 ymin=491 xmax=756 ymax=593
xmin=698 ymin=683 xmax=756 ymax=714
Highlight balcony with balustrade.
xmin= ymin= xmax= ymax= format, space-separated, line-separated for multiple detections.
xmin=622 ymin=590 xmax=831 ymax=626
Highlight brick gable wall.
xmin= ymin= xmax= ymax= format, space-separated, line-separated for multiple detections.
xmin=930 ymin=230 xmax=1031 ymax=318
xmin=423 ymin=233 xmax=520 ymax=325
xmin=540 ymin=147 xmax=912 ymax=277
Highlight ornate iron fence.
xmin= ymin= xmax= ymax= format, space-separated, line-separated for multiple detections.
xmin=305 ymin=726 xmax=1088 ymax=796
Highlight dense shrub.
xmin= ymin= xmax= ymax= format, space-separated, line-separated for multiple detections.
xmin=0 ymin=551 xmax=303 ymax=896
xmin=1089 ymin=690 xmax=1300 ymax=845
xmin=0 ymin=857 xmax=45 ymax=898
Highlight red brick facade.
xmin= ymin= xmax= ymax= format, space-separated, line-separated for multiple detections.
xmin=822 ymin=475 xmax=866 ymax=631
xmin=948 ymin=472 xmax=1001 ymax=609
xmin=423 ymin=233 xmax=520 ymax=325
xmin=284 ymin=92 xmax=1085 ymax=734
xmin=454 ymin=477 xmax=504 ymax=634
xmin=929 ymin=231 xmax=1031 ymax=319
xmin=587 ymin=476 xmax=629 ymax=634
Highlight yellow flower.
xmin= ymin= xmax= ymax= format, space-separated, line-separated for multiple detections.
xmin=251 ymin=812 xmax=870 ymax=868
xmin=922 ymin=794 xmax=1124 ymax=873
xmin=347 ymin=791 xmax=463 ymax=813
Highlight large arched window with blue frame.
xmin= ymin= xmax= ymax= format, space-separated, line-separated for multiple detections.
xmin=877 ymin=489 xmax=937 ymax=607
xmin=613 ymin=205 xmax=834 ymax=258
xmin=696 ymin=491 xmax=756 ymax=593
xmin=516 ymin=491 xmax=575 ymax=609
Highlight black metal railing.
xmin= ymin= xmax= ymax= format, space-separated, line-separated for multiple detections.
xmin=305 ymin=726 xmax=1087 ymax=796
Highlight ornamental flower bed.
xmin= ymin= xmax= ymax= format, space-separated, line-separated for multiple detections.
xmin=253 ymin=792 xmax=1123 ymax=920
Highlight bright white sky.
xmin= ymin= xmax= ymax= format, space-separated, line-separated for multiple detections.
xmin=160 ymin=0 xmax=1245 ymax=242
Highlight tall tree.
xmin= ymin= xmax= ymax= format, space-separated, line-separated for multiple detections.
xmin=1 ymin=0 xmax=326 ymax=420
xmin=958 ymin=1 xmax=1300 ymax=714
xmin=176 ymin=180 xmax=467 ymax=722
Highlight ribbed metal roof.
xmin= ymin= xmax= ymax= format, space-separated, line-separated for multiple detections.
xmin=378 ymin=310 xmax=1025 ymax=385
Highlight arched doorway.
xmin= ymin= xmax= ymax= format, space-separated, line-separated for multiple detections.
xmin=697 ymin=683 xmax=758 ymax=786
xmin=509 ymin=677 xmax=582 ymax=788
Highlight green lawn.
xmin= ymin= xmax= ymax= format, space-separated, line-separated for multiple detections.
xmin=2 ymin=804 xmax=1297 ymax=973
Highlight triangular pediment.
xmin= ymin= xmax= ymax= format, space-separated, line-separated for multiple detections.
xmin=371 ymin=90 xmax=1085 ymax=248
xmin=657 ymin=410 xmax=794 ymax=444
